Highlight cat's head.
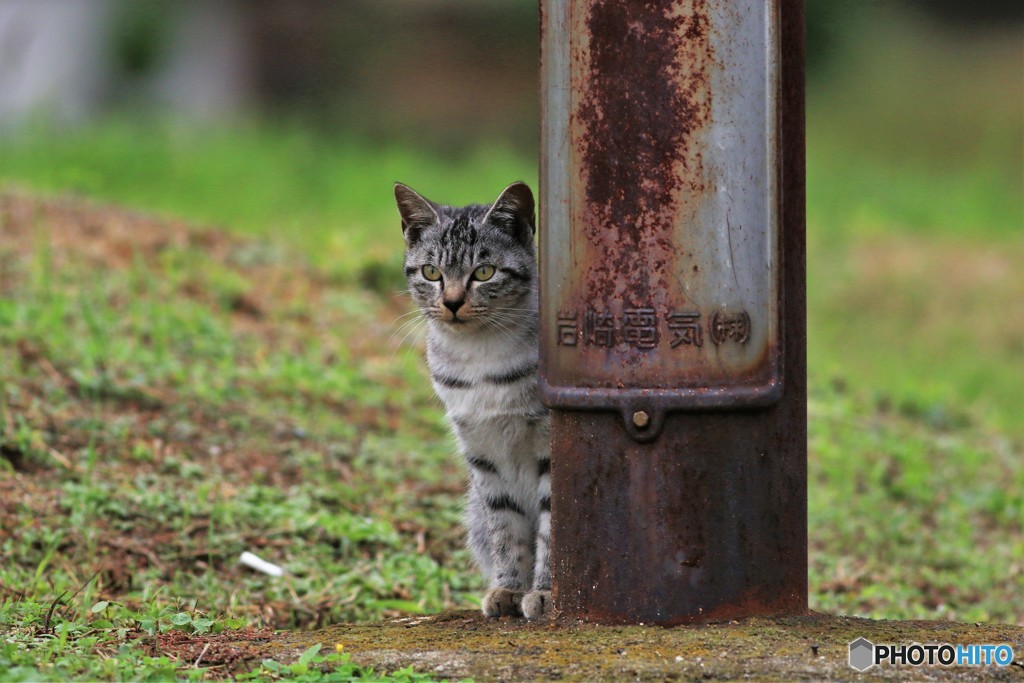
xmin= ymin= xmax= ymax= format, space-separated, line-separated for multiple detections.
xmin=395 ymin=181 xmax=536 ymax=332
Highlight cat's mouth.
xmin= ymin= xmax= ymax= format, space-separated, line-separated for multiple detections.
xmin=437 ymin=305 xmax=478 ymax=325
xmin=437 ymin=309 xmax=471 ymax=325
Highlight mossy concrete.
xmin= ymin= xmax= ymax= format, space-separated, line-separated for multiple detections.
xmin=267 ymin=611 xmax=1023 ymax=681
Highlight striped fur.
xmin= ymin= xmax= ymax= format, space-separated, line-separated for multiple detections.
xmin=396 ymin=181 xmax=552 ymax=619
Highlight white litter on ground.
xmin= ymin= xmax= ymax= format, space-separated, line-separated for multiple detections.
xmin=239 ymin=551 xmax=284 ymax=577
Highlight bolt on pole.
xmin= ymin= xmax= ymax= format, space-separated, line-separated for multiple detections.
xmin=539 ymin=0 xmax=806 ymax=624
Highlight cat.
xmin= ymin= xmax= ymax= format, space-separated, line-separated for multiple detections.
xmin=394 ymin=181 xmax=551 ymax=619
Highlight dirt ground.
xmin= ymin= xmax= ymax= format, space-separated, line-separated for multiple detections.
xmin=266 ymin=610 xmax=1024 ymax=681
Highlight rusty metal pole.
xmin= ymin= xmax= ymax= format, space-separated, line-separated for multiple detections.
xmin=539 ymin=0 xmax=806 ymax=624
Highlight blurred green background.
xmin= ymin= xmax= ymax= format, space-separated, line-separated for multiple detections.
xmin=0 ymin=1 xmax=1021 ymax=678
xmin=1 ymin=0 xmax=1020 ymax=431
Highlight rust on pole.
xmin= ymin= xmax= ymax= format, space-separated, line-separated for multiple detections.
xmin=539 ymin=0 xmax=806 ymax=624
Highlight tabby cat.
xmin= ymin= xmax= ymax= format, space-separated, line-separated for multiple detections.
xmin=395 ymin=181 xmax=551 ymax=619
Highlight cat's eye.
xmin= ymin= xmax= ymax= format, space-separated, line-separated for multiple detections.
xmin=472 ymin=265 xmax=496 ymax=281
xmin=422 ymin=265 xmax=442 ymax=281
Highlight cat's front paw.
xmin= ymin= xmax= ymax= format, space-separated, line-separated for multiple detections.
xmin=521 ymin=590 xmax=552 ymax=619
xmin=482 ymin=588 xmax=523 ymax=617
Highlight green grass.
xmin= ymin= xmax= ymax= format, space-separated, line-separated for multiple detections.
xmin=0 ymin=8 xmax=1022 ymax=680
xmin=0 ymin=119 xmax=535 ymax=292
xmin=0 ymin=205 xmax=470 ymax=679
xmin=808 ymin=379 xmax=1022 ymax=622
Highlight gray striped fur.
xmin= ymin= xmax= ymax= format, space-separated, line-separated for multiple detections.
xmin=396 ymin=181 xmax=552 ymax=619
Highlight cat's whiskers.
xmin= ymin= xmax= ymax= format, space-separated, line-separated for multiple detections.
xmin=487 ymin=304 xmax=536 ymax=312
xmin=489 ymin=309 xmax=535 ymax=325
xmin=485 ymin=308 xmax=535 ymax=321
xmin=479 ymin=316 xmax=518 ymax=342
xmin=486 ymin=310 xmax=536 ymax=331
xmin=389 ymin=325 xmax=423 ymax=353
xmin=478 ymin=306 xmax=533 ymax=328
xmin=391 ymin=308 xmax=425 ymax=326
xmin=390 ymin=317 xmax=424 ymax=343
xmin=390 ymin=306 xmax=428 ymax=328
xmin=389 ymin=317 xmax=428 ymax=356
xmin=389 ymin=310 xmax=430 ymax=348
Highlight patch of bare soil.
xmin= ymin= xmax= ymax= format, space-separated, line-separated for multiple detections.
xmin=142 ymin=628 xmax=278 ymax=676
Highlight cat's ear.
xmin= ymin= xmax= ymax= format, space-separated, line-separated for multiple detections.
xmin=394 ymin=183 xmax=440 ymax=245
xmin=483 ymin=181 xmax=535 ymax=247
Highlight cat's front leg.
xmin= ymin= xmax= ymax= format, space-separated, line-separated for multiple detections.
xmin=521 ymin=456 xmax=552 ymax=619
xmin=480 ymin=506 xmax=534 ymax=616
xmin=468 ymin=470 xmax=534 ymax=617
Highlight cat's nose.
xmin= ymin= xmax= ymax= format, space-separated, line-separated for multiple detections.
xmin=443 ymin=298 xmax=465 ymax=315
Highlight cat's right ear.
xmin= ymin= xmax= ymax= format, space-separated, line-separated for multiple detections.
xmin=394 ymin=183 xmax=439 ymax=245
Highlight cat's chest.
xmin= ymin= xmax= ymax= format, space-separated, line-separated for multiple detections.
xmin=426 ymin=331 xmax=540 ymax=415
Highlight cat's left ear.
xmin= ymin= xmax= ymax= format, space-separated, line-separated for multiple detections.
xmin=483 ymin=181 xmax=535 ymax=247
